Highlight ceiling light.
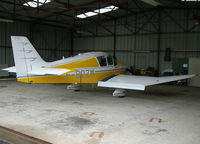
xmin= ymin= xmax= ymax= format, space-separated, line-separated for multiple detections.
xmin=76 ymin=12 xmax=98 ymax=19
xmin=23 ymin=0 xmax=51 ymax=8
xmin=94 ymin=5 xmax=119 ymax=14
xmin=76 ymin=5 xmax=119 ymax=19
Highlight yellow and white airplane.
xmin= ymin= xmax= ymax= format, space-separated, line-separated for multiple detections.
xmin=3 ymin=36 xmax=194 ymax=96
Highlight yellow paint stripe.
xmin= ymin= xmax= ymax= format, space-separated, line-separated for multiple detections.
xmin=17 ymin=70 xmax=125 ymax=84
xmin=61 ymin=68 xmax=77 ymax=75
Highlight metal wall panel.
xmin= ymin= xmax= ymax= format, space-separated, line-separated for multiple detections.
xmin=0 ymin=21 xmax=71 ymax=66
xmin=75 ymin=32 xmax=200 ymax=71
xmin=0 ymin=21 xmax=29 ymax=66
xmin=74 ymin=37 xmax=95 ymax=55
xmin=74 ymin=10 xmax=200 ymax=73
xmin=160 ymin=32 xmax=200 ymax=72
xmin=1 ymin=10 xmax=199 ymax=74
xmin=74 ymin=37 xmax=114 ymax=52
xmin=0 ymin=22 xmax=6 ymax=64
xmin=32 ymin=24 xmax=71 ymax=62
xmin=75 ymin=35 xmax=158 ymax=68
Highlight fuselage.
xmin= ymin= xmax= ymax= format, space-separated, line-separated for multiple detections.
xmin=18 ymin=52 xmax=127 ymax=84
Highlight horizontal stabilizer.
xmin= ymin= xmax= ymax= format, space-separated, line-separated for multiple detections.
xmin=2 ymin=66 xmax=16 ymax=73
xmin=28 ymin=67 xmax=75 ymax=76
xmin=98 ymin=74 xmax=195 ymax=91
xmin=3 ymin=66 xmax=75 ymax=76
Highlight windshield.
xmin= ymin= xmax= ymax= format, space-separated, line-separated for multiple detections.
xmin=97 ymin=56 xmax=107 ymax=66
xmin=97 ymin=55 xmax=117 ymax=66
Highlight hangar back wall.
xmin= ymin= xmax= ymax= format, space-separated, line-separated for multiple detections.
xmin=74 ymin=9 xmax=200 ymax=73
xmin=0 ymin=9 xmax=200 ymax=74
xmin=0 ymin=22 xmax=71 ymax=67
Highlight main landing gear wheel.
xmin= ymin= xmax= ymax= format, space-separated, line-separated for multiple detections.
xmin=113 ymin=89 xmax=126 ymax=97
xmin=67 ymin=83 xmax=81 ymax=91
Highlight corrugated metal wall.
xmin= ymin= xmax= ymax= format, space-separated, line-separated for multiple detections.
xmin=74 ymin=9 xmax=200 ymax=73
xmin=0 ymin=22 xmax=29 ymax=66
xmin=74 ymin=35 xmax=158 ymax=69
xmin=0 ymin=21 xmax=71 ymax=66
xmin=1 ymin=9 xmax=200 ymax=74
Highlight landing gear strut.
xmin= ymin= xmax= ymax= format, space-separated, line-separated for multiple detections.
xmin=67 ymin=83 xmax=81 ymax=91
xmin=113 ymin=89 xmax=126 ymax=97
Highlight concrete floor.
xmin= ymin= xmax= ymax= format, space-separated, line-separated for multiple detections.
xmin=0 ymin=80 xmax=200 ymax=144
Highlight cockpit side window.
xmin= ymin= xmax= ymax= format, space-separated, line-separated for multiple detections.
xmin=107 ymin=55 xmax=113 ymax=65
xmin=97 ymin=56 xmax=107 ymax=66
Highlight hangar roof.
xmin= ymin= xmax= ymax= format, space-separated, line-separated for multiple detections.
xmin=0 ymin=0 xmax=199 ymax=32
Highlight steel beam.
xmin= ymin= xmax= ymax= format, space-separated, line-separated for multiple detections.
xmin=113 ymin=19 xmax=117 ymax=57
xmin=157 ymin=9 xmax=161 ymax=75
xmin=70 ymin=30 xmax=74 ymax=56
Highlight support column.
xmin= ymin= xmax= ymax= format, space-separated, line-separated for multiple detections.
xmin=157 ymin=10 xmax=161 ymax=76
xmin=54 ymin=27 xmax=57 ymax=60
xmin=113 ymin=19 xmax=116 ymax=57
xmin=70 ymin=30 xmax=74 ymax=57
xmin=5 ymin=23 xmax=7 ymax=64
xmin=29 ymin=23 xmax=34 ymax=43
xmin=134 ymin=14 xmax=137 ymax=66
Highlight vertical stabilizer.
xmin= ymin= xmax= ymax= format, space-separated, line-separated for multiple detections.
xmin=11 ymin=36 xmax=46 ymax=79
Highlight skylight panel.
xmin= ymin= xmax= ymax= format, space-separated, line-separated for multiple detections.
xmin=76 ymin=5 xmax=119 ymax=19
xmin=76 ymin=12 xmax=98 ymax=19
xmin=24 ymin=0 xmax=51 ymax=8
xmin=94 ymin=5 xmax=118 ymax=14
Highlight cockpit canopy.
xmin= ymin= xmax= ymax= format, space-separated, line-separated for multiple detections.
xmin=97 ymin=55 xmax=117 ymax=66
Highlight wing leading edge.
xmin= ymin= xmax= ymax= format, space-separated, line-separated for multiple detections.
xmin=98 ymin=74 xmax=195 ymax=91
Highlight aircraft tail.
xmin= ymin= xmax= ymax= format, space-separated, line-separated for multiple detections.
xmin=11 ymin=36 xmax=47 ymax=79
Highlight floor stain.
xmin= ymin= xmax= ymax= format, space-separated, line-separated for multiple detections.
xmin=182 ymin=90 xmax=189 ymax=93
xmin=145 ymin=91 xmax=184 ymax=97
xmin=51 ymin=117 xmax=94 ymax=132
xmin=85 ymin=138 xmax=101 ymax=144
xmin=143 ymin=129 xmax=168 ymax=135
xmin=0 ymin=139 xmax=11 ymax=144
xmin=73 ymin=102 xmax=84 ymax=105
xmin=0 ymin=86 xmax=7 ymax=88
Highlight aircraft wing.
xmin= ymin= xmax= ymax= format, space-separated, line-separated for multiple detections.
xmin=3 ymin=67 xmax=75 ymax=76
xmin=98 ymin=74 xmax=195 ymax=91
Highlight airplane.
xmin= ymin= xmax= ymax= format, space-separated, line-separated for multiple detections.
xmin=2 ymin=36 xmax=195 ymax=97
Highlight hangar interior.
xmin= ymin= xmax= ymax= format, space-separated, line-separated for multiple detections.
xmin=0 ymin=0 xmax=200 ymax=74
xmin=0 ymin=0 xmax=200 ymax=144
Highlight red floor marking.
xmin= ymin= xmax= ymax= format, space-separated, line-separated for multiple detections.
xmin=90 ymin=132 xmax=104 ymax=139
xmin=149 ymin=118 xmax=163 ymax=123
xmin=82 ymin=112 xmax=95 ymax=116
